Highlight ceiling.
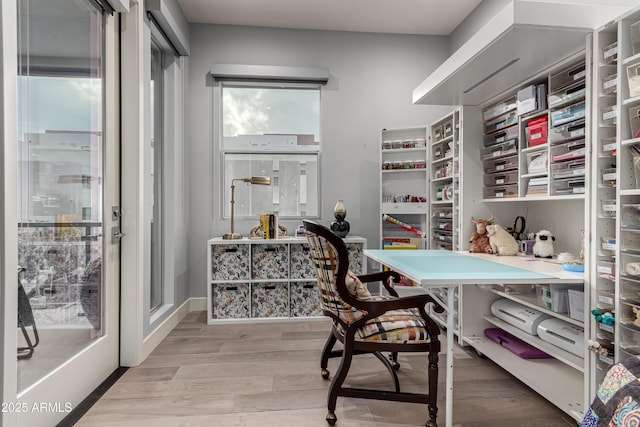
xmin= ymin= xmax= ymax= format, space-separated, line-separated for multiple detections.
xmin=176 ymin=0 xmax=483 ymax=36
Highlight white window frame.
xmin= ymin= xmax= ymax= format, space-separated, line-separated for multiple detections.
xmin=218 ymin=81 xmax=322 ymax=220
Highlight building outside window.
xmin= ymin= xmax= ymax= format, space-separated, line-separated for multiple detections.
xmin=221 ymin=82 xmax=321 ymax=219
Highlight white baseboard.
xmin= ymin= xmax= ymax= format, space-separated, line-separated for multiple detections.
xmin=189 ymin=297 xmax=206 ymax=311
xmin=141 ymin=297 xmax=206 ymax=360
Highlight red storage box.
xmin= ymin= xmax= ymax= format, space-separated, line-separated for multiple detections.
xmin=527 ymin=116 xmax=548 ymax=147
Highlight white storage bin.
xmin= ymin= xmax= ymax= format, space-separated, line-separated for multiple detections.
xmin=621 ymin=229 xmax=640 ymax=253
xmin=601 ymin=199 xmax=617 ymax=218
xmin=483 ymin=184 xmax=518 ymax=199
xmin=483 ymin=154 xmax=518 ymax=174
xmin=597 ymin=260 xmax=616 ymax=279
xmin=621 ymin=276 xmax=640 ymax=303
xmin=551 ymin=138 xmax=585 ymax=162
xmin=483 ymin=125 xmax=518 ymax=147
xmin=551 ymin=159 xmax=585 ymax=179
xmin=550 ymin=101 xmax=586 ymax=128
xmin=536 ymin=284 xmax=581 ymax=314
xmin=548 ymin=119 xmax=585 ymax=144
xmin=601 ymin=136 xmax=616 ymax=157
xmin=622 ymin=252 xmax=640 ymax=277
xmin=628 ymin=62 xmax=640 ymax=98
xmin=601 ymin=105 xmax=617 ymax=126
xmin=622 ymin=204 xmax=640 ymax=228
xmin=632 ymin=20 xmax=640 ymax=57
xmin=550 ymin=178 xmax=585 ymax=196
xmin=602 ymin=41 xmax=618 ymax=65
xmin=481 ymin=139 xmax=517 ymax=160
xmin=568 ymin=289 xmax=585 ymax=322
xmin=483 ymin=171 xmax=518 ymax=187
xmin=602 ymin=73 xmax=617 ymax=95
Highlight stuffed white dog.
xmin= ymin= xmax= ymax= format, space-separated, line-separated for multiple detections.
xmin=486 ymin=224 xmax=519 ymax=256
xmin=533 ymin=230 xmax=555 ymax=258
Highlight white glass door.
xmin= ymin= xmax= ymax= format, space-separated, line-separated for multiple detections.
xmin=13 ymin=1 xmax=120 ymax=425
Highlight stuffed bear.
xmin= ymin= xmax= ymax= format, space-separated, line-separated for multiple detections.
xmin=533 ymin=230 xmax=555 ymax=258
xmin=469 ymin=215 xmax=494 ymax=254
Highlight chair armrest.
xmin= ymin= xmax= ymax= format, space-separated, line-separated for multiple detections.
xmin=354 ymin=293 xmax=443 ymax=317
xmin=357 ymin=271 xmax=400 ymax=298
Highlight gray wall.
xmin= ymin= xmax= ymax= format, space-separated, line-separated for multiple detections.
xmin=187 ymin=24 xmax=453 ymax=297
xmin=449 ymin=0 xmax=511 ymax=52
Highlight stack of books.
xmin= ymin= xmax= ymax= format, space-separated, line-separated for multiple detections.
xmin=382 ymin=237 xmax=421 ymax=250
xmin=526 ymin=176 xmax=548 ymax=196
xmin=260 ymin=213 xmax=278 ymax=239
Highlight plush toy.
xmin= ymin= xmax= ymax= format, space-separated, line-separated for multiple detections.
xmin=469 ymin=215 xmax=494 ymax=254
xmin=486 ymin=223 xmax=519 ymax=256
xmin=533 ymin=230 xmax=555 ymax=258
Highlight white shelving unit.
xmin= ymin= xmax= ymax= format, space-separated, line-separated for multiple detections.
xmin=206 ymin=236 xmax=366 ymax=324
xmin=429 ymin=112 xmax=458 ymax=251
xmin=380 ymin=127 xmax=428 ymax=249
xmin=591 ymin=18 xmax=619 ymax=394
xmin=410 ymin=2 xmax=640 ymax=423
xmin=480 ymin=55 xmax=587 ymax=202
xmin=419 ymin=52 xmax=593 ymax=423
xmin=590 ymin=6 xmax=640 ymax=399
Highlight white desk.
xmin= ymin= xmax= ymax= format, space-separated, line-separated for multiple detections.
xmin=363 ymin=250 xmax=584 ymax=427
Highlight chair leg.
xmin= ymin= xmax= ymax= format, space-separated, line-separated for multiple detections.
xmin=389 ymin=351 xmax=400 ymax=370
xmin=321 ymin=330 xmax=337 ymax=379
xmin=373 ymin=351 xmax=400 ymax=392
xmin=17 ymin=325 xmax=34 ymax=360
xmin=427 ymin=349 xmax=439 ymax=425
xmin=326 ymin=337 xmax=355 ymax=426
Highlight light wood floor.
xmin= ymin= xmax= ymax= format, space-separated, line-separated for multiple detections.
xmin=76 ymin=311 xmax=578 ymax=426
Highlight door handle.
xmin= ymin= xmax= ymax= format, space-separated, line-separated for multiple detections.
xmin=111 ymin=226 xmax=125 ymax=243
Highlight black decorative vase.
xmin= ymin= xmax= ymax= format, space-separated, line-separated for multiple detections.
xmin=330 ymin=200 xmax=350 ymax=238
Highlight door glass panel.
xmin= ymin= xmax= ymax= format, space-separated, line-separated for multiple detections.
xmin=17 ymin=0 xmax=104 ymax=392
xmin=150 ymin=39 xmax=163 ymax=313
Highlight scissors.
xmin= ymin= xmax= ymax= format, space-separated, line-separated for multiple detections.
xmin=507 ymin=216 xmax=527 ymax=240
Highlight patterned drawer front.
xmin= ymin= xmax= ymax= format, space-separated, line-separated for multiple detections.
xmin=212 ymin=283 xmax=250 ymax=319
xmin=252 ymin=244 xmax=288 ymax=279
xmin=211 ymin=244 xmax=250 ymax=280
xmin=251 ymin=283 xmax=289 ymax=318
xmin=347 ymin=243 xmax=363 ymax=274
xmin=290 ymin=281 xmax=322 ymax=317
xmin=290 ymin=243 xmax=315 ymax=279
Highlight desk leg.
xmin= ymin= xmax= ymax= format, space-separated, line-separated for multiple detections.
xmin=444 ymin=285 xmax=455 ymax=427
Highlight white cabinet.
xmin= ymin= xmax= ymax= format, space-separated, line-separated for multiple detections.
xmin=420 ymin=51 xmax=592 ymax=423
xmin=206 ymin=236 xmax=366 ymax=324
xmin=380 ymin=127 xmax=428 ymax=249
xmin=463 ymin=282 xmax=585 ymax=420
xmin=480 ymin=54 xmax=587 ymax=201
xmin=590 ymin=6 xmax=640 ymax=398
xmin=430 ymin=113 xmax=458 ymax=251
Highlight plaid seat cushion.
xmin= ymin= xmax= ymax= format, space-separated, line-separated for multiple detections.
xmin=335 ymin=306 xmax=430 ymax=344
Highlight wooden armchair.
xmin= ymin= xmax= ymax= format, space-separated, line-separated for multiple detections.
xmin=303 ymin=220 xmax=443 ymax=426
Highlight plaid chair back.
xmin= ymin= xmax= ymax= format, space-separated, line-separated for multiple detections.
xmin=305 ymin=229 xmax=365 ymax=325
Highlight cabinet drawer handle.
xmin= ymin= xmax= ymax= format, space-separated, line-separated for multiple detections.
xmin=303 ymin=284 xmax=315 ymax=289
xmin=225 ymin=286 xmax=238 ymax=291
xmin=264 ymin=247 xmax=276 ymax=252
xmin=263 ymin=285 xmax=276 ymax=290
xmin=223 ymin=248 xmax=237 ymax=253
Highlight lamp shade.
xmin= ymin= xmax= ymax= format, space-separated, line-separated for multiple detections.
xmin=249 ymin=176 xmax=271 ymax=185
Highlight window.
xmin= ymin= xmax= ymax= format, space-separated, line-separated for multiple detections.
xmin=149 ymin=38 xmax=164 ymax=313
xmin=221 ymin=82 xmax=321 ymax=218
